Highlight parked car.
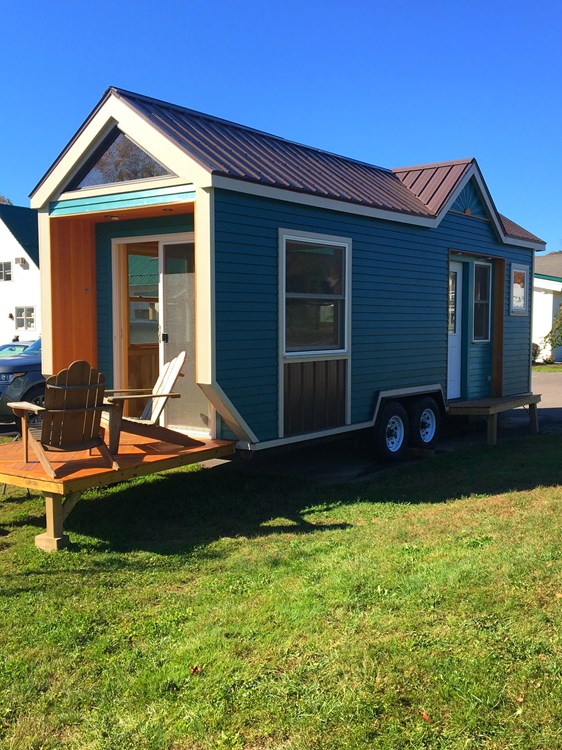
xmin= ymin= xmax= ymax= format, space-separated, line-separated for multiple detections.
xmin=0 ymin=338 xmax=44 ymax=424
xmin=0 ymin=341 xmax=33 ymax=357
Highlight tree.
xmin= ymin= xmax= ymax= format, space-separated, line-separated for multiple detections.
xmin=544 ymin=308 xmax=562 ymax=350
xmin=0 ymin=195 xmax=12 ymax=205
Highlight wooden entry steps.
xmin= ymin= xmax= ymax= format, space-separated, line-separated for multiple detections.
xmin=447 ymin=393 xmax=541 ymax=446
xmin=0 ymin=432 xmax=235 ymax=551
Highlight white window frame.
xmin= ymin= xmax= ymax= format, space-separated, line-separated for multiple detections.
xmin=510 ymin=262 xmax=529 ymax=315
xmin=473 ymin=262 xmax=492 ymax=343
xmin=0 ymin=261 xmax=12 ymax=281
xmin=279 ymin=229 xmax=352 ymax=358
xmin=278 ymin=229 xmax=352 ymax=438
xmin=15 ymin=306 xmax=35 ymax=331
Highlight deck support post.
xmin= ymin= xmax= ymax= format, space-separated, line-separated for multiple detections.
xmin=529 ymin=402 xmax=539 ymax=434
xmin=35 ymin=492 xmax=70 ymax=551
xmin=487 ymin=414 xmax=498 ymax=446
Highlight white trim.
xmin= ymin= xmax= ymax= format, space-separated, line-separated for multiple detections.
xmin=37 ymin=210 xmax=53 ymax=374
xmin=54 ymin=180 xmax=197 ymax=204
xmin=213 ymin=174 xmax=435 ymax=227
xmin=278 ymin=228 xmax=352 ymax=439
xmin=510 ymin=262 xmax=530 ymax=315
xmin=31 ymin=95 xmax=210 ymax=209
xmin=198 ymin=382 xmax=258 ymax=443
xmin=195 ymin=187 xmax=215 ymax=385
xmin=211 ymin=172 xmax=544 ymax=251
xmin=237 ymin=383 xmax=445 ymax=451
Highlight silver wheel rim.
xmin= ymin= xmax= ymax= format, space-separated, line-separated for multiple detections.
xmin=419 ymin=408 xmax=436 ymax=443
xmin=385 ymin=415 xmax=405 ymax=453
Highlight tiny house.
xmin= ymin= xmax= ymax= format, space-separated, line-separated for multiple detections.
xmin=30 ymin=88 xmax=545 ymax=457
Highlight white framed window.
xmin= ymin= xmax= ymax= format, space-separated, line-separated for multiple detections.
xmin=473 ymin=263 xmax=491 ymax=342
xmin=0 ymin=262 xmax=12 ymax=281
xmin=510 ymin=263 xmax=529 ymax=315
xmin=280 ymin=231 xmax=351 ymax=355
xmin=15 ymin=306 xmax=35 ymax=331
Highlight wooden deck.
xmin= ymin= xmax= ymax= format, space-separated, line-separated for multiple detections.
xmin=447 ymin=393 xmax=541 ymax=446
xmin=0 ymin=431 xmax=235 ymax=550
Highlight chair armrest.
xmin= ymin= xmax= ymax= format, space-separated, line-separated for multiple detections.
xmin=7 ymin=401 xmax=46 ymax=415
xmin=105 ymin=392 xmax=181 ymax=403
xmin=105 ymin=388 xmax=154 ymax=395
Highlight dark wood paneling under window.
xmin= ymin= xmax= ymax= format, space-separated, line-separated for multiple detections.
xmin=284 ymin=359 xmax=346 ymax=436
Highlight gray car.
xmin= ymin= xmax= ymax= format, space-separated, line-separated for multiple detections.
xmin=0 ymin=338 xmax=45 ymax=424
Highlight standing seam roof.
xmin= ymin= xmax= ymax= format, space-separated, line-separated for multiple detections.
xmin=115 ymin=89 xmax=433 ymax=217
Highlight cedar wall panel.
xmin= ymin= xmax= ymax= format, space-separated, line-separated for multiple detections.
xmin=50 ymin=219 xmax=97 ymax=372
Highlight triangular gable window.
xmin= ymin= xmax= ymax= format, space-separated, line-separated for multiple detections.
xmin=66 ymin=128 xmax=174 ymax=190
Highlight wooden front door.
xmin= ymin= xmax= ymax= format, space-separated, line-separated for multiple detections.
xmin=115 ymin=235 xmax=210 ymax=433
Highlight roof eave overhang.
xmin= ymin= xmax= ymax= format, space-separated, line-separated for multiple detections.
xmin=209 ymin=172 xmax=544 ymax=249
xmin=209 ymin=174 xmax=436 ymax=227
xmin=30 ymin=91 xmax=211 ymax=210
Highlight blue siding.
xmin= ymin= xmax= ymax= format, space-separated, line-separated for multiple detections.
xmin=213 ymin=186 xmax=534 ymax=441
xmin=95 ymin=215 xmax=194 ymax=386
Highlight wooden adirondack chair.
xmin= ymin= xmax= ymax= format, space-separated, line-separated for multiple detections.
xmin=8 ymin=360 xmax=119 ymax=479
xmin=102 ymin=351 xmax=202 ymax=454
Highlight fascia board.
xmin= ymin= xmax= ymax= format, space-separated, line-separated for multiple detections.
xmin=209 ymin=174 xmax=436 ymax=227
xmin=31 ymin=96 xmax=211 ymax=210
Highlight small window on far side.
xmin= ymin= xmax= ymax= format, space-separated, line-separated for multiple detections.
xmin=15 ymin=306 xmax=35 ymax=331
xmin=0 ymin=262 xmax=12 ymax=281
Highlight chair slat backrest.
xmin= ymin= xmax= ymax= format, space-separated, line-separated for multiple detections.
xmin=140 ymin=351 xmax=186 ymax=423
xmin=41 ymin=361 xmax=106 ymax=449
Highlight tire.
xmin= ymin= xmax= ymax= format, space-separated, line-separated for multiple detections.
xmin=374 ymin=400 xmax=409 ymax=461
xmin=407 ymin=396 xmax=440 ymax=449
xmin=13 ymin=384 xmax=46 ymax=433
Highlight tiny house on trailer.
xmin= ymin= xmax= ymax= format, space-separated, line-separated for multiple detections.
xmin=30 ymin=88 xmax=545 ymax=459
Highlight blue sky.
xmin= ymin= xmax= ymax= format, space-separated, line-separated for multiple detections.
xmin=1 ymin=0 xmax=560 ymax=251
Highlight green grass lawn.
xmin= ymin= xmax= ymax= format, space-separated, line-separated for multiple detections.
xmin=532 ymin=363 xmax=562 ymax=372
xmin=1 ymin=435 xmax=562 ymax=749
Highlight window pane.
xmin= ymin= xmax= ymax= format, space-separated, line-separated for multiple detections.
xmin=286 ymin=241 xmax=344 ymax=295
xmin=448 ymin=270 xmax=457 ymax=333
xmin=474 ymin=265 xmax=490 ymax=302
xmin=473 ymin=265 xmax=490 ymax=340
xmin=474 ymin=303 xmax=489 ymax=340
xmin=69 ymin=129 xmax=171 ymax=189
xmin=286 ymin=299 xmax=343 ymax=351
xmin=129 ymin=301 xmax=159 ymax=344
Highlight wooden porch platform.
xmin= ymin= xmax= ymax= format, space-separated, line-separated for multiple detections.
xmin=0 ymin=431 xmax=235 ymax=551
xmin=447 ymin=393 xmax=541 ymax=446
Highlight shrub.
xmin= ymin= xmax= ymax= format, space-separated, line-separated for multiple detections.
xmin=532 ymin=342 xmax=540 ymax=362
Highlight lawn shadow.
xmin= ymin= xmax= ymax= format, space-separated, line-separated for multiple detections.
xmin=62 ymin=467 xmax=351 ymax=554
xmin=6 ymin=432 xmax=562 ymax=556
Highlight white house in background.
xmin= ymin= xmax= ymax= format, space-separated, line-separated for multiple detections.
xmin=0 ymin=204 xmax=40 ymax=344
xmin=533 ymin=252 xmax=562 ymax=361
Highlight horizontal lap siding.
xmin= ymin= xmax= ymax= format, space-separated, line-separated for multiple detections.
xmin=213 ymin=190 xmax=534 ymax=441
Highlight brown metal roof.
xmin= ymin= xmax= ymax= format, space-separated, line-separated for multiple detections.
xmin=392 ymin=159 xmax=474 ymax=214
xmin=498 ymin=214 xmax=545 ymax=245
xmin=112 ymin=88 xmax=432 ymax=218
xmin=393 ymin=159 xmax=545 ymax=245
xmin=31 ymin=87 xmax=545 ymax=247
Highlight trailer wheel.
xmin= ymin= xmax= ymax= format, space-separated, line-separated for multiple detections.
xmin=408 ymin=396 xmax=440 ymax=449
xmin=374 ymin=400 xmax=409 ymax=460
